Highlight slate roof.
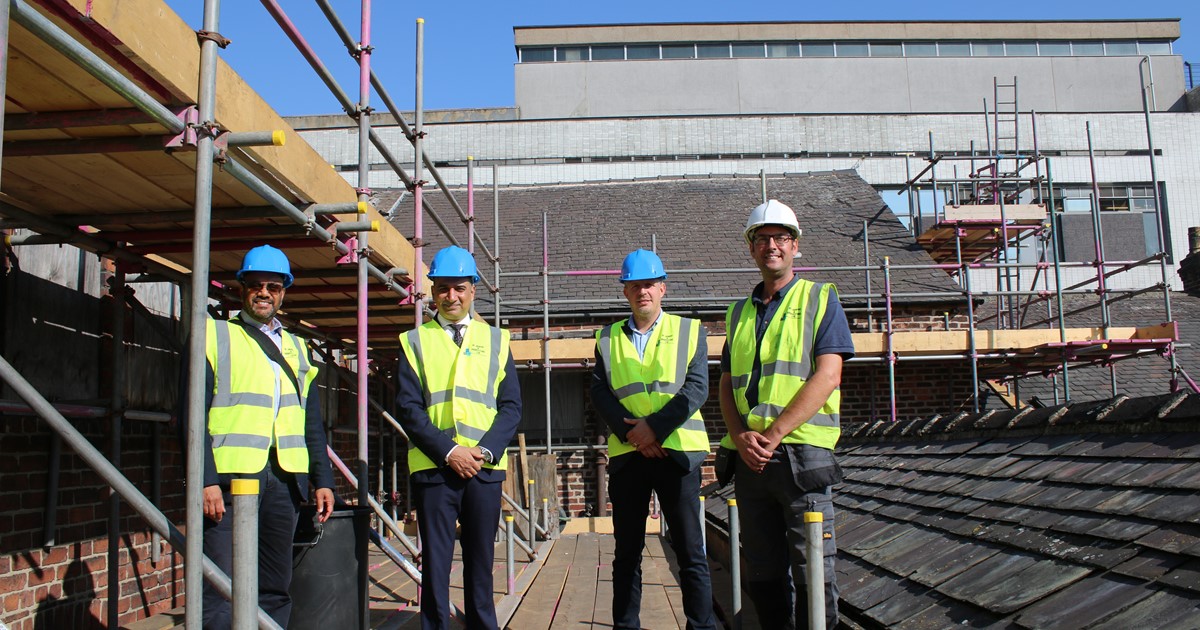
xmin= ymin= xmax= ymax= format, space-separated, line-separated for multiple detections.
xmin=377 ymin=171 xmax=962 ymax=320
xmin=706 ymin=395 xmax=1200 ymax=628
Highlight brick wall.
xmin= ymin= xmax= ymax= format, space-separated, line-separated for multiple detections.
xmin=1 ymin=416 xmax=184 ymax=630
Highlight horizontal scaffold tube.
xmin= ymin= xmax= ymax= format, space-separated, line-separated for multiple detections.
xmin=0 ymin=355 xmax=283 ymax=630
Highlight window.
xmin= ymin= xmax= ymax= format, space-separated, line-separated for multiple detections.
xmin=1105 ymin=41 xmax=1138 ymax=56
xmin=1073 ymin=41 xmax=1105 ymax=56
xmin=733 ymin=43 xmax=766 ymax=58
xmin=558 ymin=47 xmax=588 ymax=62
xmin=591 ymin=45 xmax=625 ymax=60
xmin=521 ymin=47 xmax=554 ymax=63
xmin=626 ymin=44 xmax=659 ymax=59
xmin=1039 ymin=42 xmax=1071 ymax=56
xmin=836 ymin=42 xmax=869 ymax=57
xmin=871 ymin=43 xmax=902 ymax=57
xmin=905 ymin=42 xmax=938 ymax=57
xmin=767 ymin=42 xmax=799 ymax=58
xmin=662 ymin=44 xmax=695 ymax=59
xmin=973 ymin=42 xmax=1005 ymax=57
xmin=938 ymin=42 xmax=971 ymax=57
xmin=698 ymin=43 xmax=730 ymax=58
xmin=1139 ymin=41 xmax=1173 ymax=55
xmin=1039 ymin=183 xmax=1168 ymax=262
xmin=1006 ymin=42 xmax=1038 ymax=56
xmin=802 ymin=42 xmax=835 ymax=57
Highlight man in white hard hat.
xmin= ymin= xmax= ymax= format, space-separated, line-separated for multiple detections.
xmin=719 ymin=200 xmax=854 ymax=629
xmin=591 ymin=249 xmax=716 ymax=630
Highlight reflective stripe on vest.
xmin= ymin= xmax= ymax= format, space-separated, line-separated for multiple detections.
xmin=205 ymin=318 xmax=318 ymax=474
xmin=597 ymin=313 xmax=709 ymax=457
xmin=724 ymin=281 xmax=841 ymax=450
xmin=400 ymin=320 xmax=511 ymax=474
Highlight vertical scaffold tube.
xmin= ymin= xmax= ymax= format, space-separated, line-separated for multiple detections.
xmin=187 ymin=1 xmax=223 ymax=626
xmin=1140 ymin=57 xmax=1177 ymax=388
xmin=528 ymin=479 xmax=536 ymax=543
xmin=231 ymin=479 xmax=260 ymax=630
xmin=493 ymin=165 xmax=501 ymax=327
xmin=698 ymin=495 xmax=706 ymax=554
xmin=883 ymin=257 xmax=897 ymax=423
xmin=506 ymin=515 xmax=516 ymax=595
xmin=413 ymin=18 xmax=425 ymax=329
xmin=804 ymin=511 xmax=826 ymax=630
xmin=467 ymin=156 xmax=475 ymax=253
xmin=543 ymin=212 xmax=553 ymax=454
xmin=1085 ymin=122 xmax=1117 ymax=396
xmin=108 ymin=266 xmax=126 ymax=628
xmin=728 ymin=499 xmax=742 ymax=630
xmin=355 ymin=8 xmax=374 ymax=628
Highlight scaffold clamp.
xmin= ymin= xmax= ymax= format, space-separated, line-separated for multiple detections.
xmin=196 ymin=30 xmax=231 ymax=49
xmin=337 ymin=237 xmax=359 ymax=265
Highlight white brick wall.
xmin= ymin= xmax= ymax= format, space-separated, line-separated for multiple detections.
xmin=301 ymin=111 xmax=1200 ymax=291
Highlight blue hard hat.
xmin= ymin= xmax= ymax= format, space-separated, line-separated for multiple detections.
xmin=620 ymin=249 xmax=667 ymax=282
xmin=237 ymin=244 xmax=294 ymax=288
xmin=428 ymin=246 xmax=479 ymax=283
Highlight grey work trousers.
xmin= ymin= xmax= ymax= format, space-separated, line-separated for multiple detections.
xmin=734 ymin=445 xmax=839 ymax=630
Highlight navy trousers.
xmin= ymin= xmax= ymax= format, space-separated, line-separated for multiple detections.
xmin=609 ymin=455 xmax=716 ymax=630
xmin=413 ymin=471 xmax=503 ymax=630
xmin=202 ymin=460 xmax=301 ymax=630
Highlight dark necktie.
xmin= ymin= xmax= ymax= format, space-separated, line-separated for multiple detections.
xmin=450 ymin=324 xmax=464 ymax=347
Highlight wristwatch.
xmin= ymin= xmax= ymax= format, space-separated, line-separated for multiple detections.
xmin=479 ymin=446 xmax=495 ymax=465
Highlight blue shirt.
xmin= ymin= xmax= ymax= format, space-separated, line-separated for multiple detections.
xmin=628 ymin=311 xmax=663 ymax=359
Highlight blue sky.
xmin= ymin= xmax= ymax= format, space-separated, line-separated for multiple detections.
xmin=164 ymin=1 xmax=1199 ymax=117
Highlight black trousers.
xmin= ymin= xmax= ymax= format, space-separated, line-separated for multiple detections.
xmin=202 ymin=460 xmax=301 ymax=630
xmin=609 ymin=454 xmax=716 ymax=630
xmin=734 ymin=449 xmax=839 ymax=630
xmin=413 ymin=472 xmax=503 ymax=630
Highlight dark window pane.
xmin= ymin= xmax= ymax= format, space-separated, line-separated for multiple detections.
xmin=906 ymin=42 xmax=937 ymax=57
xmin=1140 ymin=41 xmax=1172 ymax=55
xmin=938 ymin=43 xmax=971 ymax=56
xmin=974 ymin=42 xmax=1005 ymax=57
xmin=558 ymin=46 xmax=587 ymax=62
xmin=698 ymin=44 xmax=730 ymax=58
xmin=591 ymin=45 xmax=625 ymax=60
xmin=871 ymin=43 xmax=902 ymax=57
xmin=627 ymin=44 xmax=659 ymax=59
xmin=663 ymin=44 xmax=695 ymax=59
xmin=1039 ymin=42 xmax=1071 ymax=56
xmin=1006 ymin=42 xmax=1037 ymax=56
xmin=803 ymin=43 xmax=835 ymax=57
xmin=521 ymin=47 xmax=554 ymax=63
xmin=733 ymin=43 xmax=765 ymax=58
xmin=767 ymin=43 xmax=799 ymax=58
xmin=836 ymin=42 xmax=868 ymax=57
xmin=1105 ymin=41 xmax=1138 ymax=55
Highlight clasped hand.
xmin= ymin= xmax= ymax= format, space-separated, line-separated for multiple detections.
xmin=734 ymin=430 xmax=776 ymax=473
xmin=624 ymin=418 xmax=667 ymax=459
xmin=447 ymin=445 xmax=485 ymax=479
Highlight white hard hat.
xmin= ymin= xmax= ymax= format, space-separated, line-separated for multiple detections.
xmin=744 ymin=199 xmax=802 ymax=245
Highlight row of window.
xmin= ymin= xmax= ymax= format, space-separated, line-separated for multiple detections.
xmin=519 ymin=40 xmax=1173 ymax=63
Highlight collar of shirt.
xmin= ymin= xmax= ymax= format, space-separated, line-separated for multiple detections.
xmin=751 ymin=274 xmax=801 ymax=306
xmin=239 ymin=311 xmax=283 ymax=339
xmin=435 ymin=313 xmax=471 ymax=338
xmin=624 ymin=310 xmax=662 ymax=360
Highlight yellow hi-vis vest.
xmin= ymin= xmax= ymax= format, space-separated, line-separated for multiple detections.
xmin=399 ymin=320 xmax=512 ymax=474
xmin=597 ymin=313 xmax=709 ymax=457
xmin=722 ymin=280 xmax=841 ymax=451
xmin=204 ymin=318 xmax=318 ymax=474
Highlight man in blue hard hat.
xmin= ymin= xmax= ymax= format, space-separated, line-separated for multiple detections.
xmin=395 ymin=245 xmax=522 ymax=630
xmin=186 ymin=244 xmax=335 ymax=629
xmin=591 ymin=249 xmax=716 ymax=630
xmin=719 ymin=200 xmax=854 ymax=629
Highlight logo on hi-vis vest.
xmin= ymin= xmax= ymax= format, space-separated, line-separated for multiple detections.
xmin=658 ymin=332 xmax=675 ymax=346
xmin=467 ymin=342 xmax=486 ymax=356
xmin=783 ymin=307 xmax=803 ymax=321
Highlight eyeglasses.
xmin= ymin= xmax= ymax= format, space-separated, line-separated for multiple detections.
xmin=752 ymin=233 xmax=796 ymax=247
xmin=244 ymin=281 xmax=285 ymax=294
